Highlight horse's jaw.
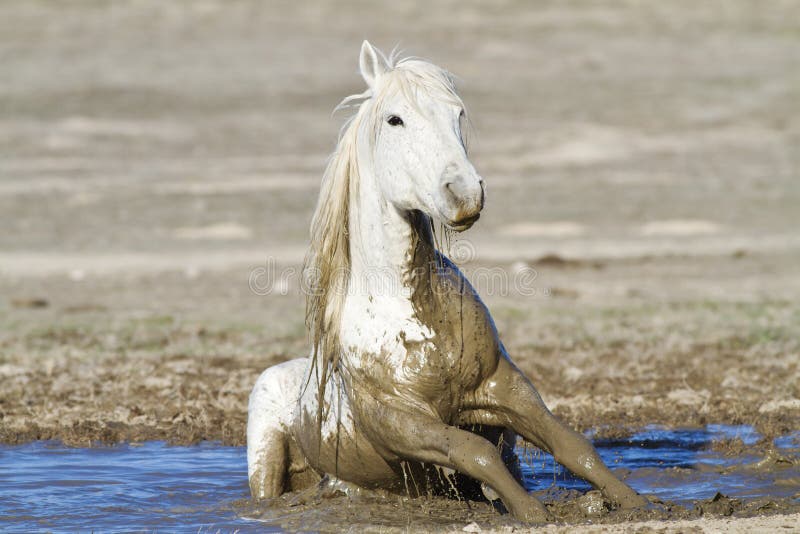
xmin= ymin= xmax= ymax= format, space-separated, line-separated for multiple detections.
xmin=443 ymin=212 xmax=480 ymax=232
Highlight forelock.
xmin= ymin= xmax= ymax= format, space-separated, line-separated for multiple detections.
xmin=375 ymin=58 xmax=463 ymax=114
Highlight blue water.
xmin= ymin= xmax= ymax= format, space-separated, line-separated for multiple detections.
xmin=0 ymin=425 xmax=797 ymax=532
xmin=0 ymin=441 xmax=253 ymax=533
xmin=519 ymin=424 xmax=792 ymax=502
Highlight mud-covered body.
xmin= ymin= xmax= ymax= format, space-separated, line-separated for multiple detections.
xmin=247 ymin=42 xmax=647 ymax=521
xmin=290 ymin=250 xmax=513 ymax=493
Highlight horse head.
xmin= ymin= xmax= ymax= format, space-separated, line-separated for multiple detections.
xmin=356 ymin=41 xmax=485 ymax=231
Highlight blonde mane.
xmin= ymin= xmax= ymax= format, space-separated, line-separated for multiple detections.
xmin=303 ymin=51 xmax=465 ymax=398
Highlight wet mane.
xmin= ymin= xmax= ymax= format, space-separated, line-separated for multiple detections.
xmin=303 ymin=51 xmax=465 ymax=394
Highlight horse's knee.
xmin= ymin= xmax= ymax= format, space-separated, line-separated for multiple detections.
xmin=448 ymin=432 xmax=508 ymax=477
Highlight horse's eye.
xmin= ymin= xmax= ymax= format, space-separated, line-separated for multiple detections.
xmin=459 ymin=109 xmax=466 ymax=118
xmin=387 ymin=115 xmax=404 ymax=127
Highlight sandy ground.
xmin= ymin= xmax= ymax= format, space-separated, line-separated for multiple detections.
xmin=1 ymin=0 xmax=799 ymax=530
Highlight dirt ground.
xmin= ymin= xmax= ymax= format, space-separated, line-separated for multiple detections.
xmin=1 ymin=0 xmax=799 ymax=530
xmin=1 ymin=257 xmax=799 ymax=449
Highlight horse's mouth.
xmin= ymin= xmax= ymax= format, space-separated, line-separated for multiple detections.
xmin=446 ymin=212 xmax=481 ymax=231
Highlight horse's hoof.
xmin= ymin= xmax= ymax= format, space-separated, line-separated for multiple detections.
xmin=515 ymin=508 xmax=550 ymax=524
xmin=577 ymin=490 xmax=609 ymax=518
xmin=509 ymin=499 xmax=550 ymax=523
xmin=615 ymin=495 xmax=667 ymax=517
xmin=613 ymin=490 xmax=651 ymax=510
xmin=638 ymin=498 xmax=667 ymax=513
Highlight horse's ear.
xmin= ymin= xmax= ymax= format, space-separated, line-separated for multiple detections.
xmin=359 ymin=40 xmax=387 ymax=89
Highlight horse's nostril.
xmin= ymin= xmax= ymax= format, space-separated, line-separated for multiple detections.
xmin=443 ymin=175 xmax=484 ymax=208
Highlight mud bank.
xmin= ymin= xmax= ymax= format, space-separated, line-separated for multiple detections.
xmin=2 ymin=266 xmax=798 ymax=447
xmin=240 ymin=492 xmax=800 ymax=533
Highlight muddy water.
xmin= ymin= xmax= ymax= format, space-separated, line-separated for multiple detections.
xmin=1 ymin=426 xmax=797 ymax=532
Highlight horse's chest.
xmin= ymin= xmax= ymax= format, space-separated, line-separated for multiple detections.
xmin=340 ymin=291 xmax=498 ymax=415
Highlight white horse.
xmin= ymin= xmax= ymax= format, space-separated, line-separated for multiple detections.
xmin=247 ymin=41 xmax=647 ymax=521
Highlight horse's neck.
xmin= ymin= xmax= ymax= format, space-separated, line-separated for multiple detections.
xmin=348 ymin=162 xmax=435 ymax=301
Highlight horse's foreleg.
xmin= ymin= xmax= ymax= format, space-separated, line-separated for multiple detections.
xmin=372 ymin=410 xmax=548 ymax=522
xmin=480 ymin=357 xmax=648 ymax=509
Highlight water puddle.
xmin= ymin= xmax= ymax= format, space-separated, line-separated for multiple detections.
xmin=1 ymin=425 xmax=797 ymax=531
xmin=521 ymin=425 xmax=797 ymax=502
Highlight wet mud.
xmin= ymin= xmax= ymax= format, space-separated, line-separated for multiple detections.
xmin=240 ymin=491 xmax=800 ymax=533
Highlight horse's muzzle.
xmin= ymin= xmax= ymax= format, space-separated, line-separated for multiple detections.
xmin=441 ymin=171 xmax=485 ymax=231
